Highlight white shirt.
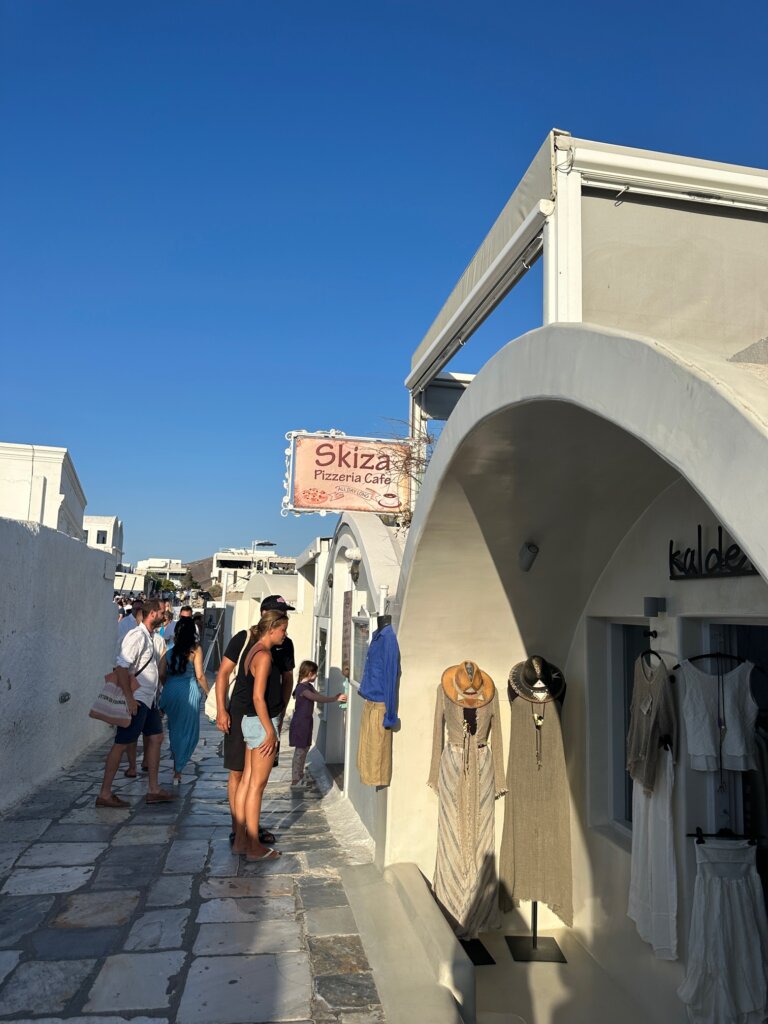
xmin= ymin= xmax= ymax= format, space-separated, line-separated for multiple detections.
xmin=117 ymin=623 xmax=162 ymax=709
xmin=116 ymin=614 xmax=139 ymax=663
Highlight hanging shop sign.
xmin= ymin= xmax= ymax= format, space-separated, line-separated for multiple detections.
xmin=669 ymin=524 xmax=758 ymax=581
xmin=282 ymin=430 xmax=414 ymax=516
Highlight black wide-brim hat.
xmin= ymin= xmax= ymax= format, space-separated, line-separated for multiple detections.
xmin=509 ymin=655 xmax=565 ymax=702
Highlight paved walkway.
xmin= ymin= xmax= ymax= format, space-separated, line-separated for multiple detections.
xmin=0 ymin=713 xmax=385 ymax=1024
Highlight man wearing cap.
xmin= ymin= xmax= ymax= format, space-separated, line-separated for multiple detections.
xmin=214 ymin=595 xmax=296 ymax=845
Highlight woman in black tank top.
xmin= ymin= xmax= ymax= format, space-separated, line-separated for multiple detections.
xmin=235 ymin=610 xmax=289 ymax=861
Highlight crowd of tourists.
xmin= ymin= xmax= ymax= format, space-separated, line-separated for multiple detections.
xmin=96 ymin=592 xmax=344 ymax=860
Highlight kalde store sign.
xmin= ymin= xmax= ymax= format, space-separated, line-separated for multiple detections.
xmin=285 ymin=432 xmax=412 ymax=515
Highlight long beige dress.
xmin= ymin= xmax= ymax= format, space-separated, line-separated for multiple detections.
xmin=428 ymin=686 xmax=507 ymax=938
xmin=498 ymin=693 xmax=573 ymax=926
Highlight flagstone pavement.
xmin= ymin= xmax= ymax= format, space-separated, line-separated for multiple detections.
xmin=0 ymin=715 xmax=385 ymax=1024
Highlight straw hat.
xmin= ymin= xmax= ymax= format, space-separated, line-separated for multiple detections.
xmin=441 ymin=661 xmax=495 ymax=707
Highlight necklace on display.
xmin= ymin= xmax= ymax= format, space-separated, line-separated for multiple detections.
xmin=532 ymin=707 xmax=546 ymax=769
xmin=508 ymin=656 xmax=567 ymax=769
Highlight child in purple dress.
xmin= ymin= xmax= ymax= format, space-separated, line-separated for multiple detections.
xmin=289 ymin=660 xmax=346 ymax=787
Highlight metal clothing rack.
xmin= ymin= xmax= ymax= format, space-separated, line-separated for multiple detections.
xmin=687 ymin=826 xmax=757 ymax=846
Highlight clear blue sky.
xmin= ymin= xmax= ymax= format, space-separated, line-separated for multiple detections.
xmin=1 ymin=0 xmax=766 ymax=562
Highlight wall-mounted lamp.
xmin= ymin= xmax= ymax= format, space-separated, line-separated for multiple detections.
xmin=350 ymin=560 xmax=361 ymax=584
xmin=643 ymin=597 xmax=667 ymax=617
xmin=326 ymin=572 xmax=334 ymax=590
xmin=518 ymin=542 xmax=539 ymax=573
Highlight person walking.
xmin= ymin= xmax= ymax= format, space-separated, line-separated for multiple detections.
xmin=160 ymin=617 xmax=209 ymax=783
xmin=115 ymin=599 xmax=144 ymax=779
xmin=95 ymin=599 xmax=174 ymax=807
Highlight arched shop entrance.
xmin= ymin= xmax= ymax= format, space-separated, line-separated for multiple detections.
xmin=386 ymin=323 xmax=768 ymax=1021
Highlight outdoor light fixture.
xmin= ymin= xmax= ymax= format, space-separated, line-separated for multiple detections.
xmin=326 ymin=572 xmax=334 ymax=590
xmin=343 ymin=547 xmax=362 ymax=584
xmin=518 ymin=542 xmax=539 ymax=572
xmin=643 ymin=596 xmax=667 ymax=617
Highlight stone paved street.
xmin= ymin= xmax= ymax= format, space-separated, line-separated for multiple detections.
xmin=0 ymin=714 xmax=385 ymax=1024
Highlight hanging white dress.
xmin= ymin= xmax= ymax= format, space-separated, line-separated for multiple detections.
xmin=627 ymin=748 xmax=677 ymax=959
xmin=677 ymin=839 xmax=768 ymax=1024
xmin=680 ymin=661 xmax=758 ymax=771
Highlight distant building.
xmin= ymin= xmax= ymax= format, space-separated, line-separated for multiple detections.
xmin=212 ymin=548 xmax=296 ymax=589
xmin=0 ymin=441 xmax=86 ymax=540
xmin=135 ymin=557 xmax=187 ymax=585
xmin=84 ymin=514 xmax=124 ymax=561
xmin=113 ymin=571 xmax=148 ymax=596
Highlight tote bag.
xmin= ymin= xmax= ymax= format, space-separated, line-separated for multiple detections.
xmin=89 ymin=672 xmax=135 ymax=727
xmin=89 ymin=645 xmax=153 ymax=727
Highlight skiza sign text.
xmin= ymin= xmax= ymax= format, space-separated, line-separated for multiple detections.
xmin=290 ymin=435 xmax=412 ymax=514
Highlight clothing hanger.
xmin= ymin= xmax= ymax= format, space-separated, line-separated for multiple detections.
xmin=640 ymin=649 xmax=663 ymax=664
xmin=672 ymin=651 xmax=744 ymax=671
xmin=686 ymin=825 xmax=757 ymax=846
xmin=669 ymin=653 xmax=766 ymax=684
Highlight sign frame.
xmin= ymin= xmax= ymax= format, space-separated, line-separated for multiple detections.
xmin=281 ymin=429 xmax=416 ymax=517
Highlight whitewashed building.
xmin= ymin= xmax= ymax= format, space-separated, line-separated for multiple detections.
xmin=83 ymin=514 xmax=124 ymax=561
xmin=0 ymin=441 xmax=86 ymax=540
xmin=213 ymin=547 xmax=297 ymax=588
xmin=300 ymin=132 xmax=768 ymax=1024
xmin=135 ymin=556 xmax=187 ymax=584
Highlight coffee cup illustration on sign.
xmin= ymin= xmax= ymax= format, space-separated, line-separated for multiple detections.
xmin=378 ymin=493 xmax=400 ymax=509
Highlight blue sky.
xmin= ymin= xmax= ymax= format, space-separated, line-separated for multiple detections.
xmin=1 ymin=0 xmax=766 ymax=562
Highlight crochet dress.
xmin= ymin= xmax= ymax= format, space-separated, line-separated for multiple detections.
xmin=428 ymin=685 xmax=507 ymax=938
xmin=498 ymin=691 xmax=573 ymax=926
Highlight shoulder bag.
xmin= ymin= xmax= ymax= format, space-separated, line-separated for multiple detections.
xmin=204 ymin=631 xmax=254 ymax=723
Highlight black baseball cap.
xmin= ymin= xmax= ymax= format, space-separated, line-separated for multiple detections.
xmin=260 ymin=595 xmax=295 ymax=612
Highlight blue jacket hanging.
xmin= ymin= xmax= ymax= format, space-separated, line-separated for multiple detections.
xmin=359 ymin=623 xmax=400 ymax=728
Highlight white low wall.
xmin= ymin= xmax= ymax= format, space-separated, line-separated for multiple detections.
xmin=0 ymin=517 xmax=117 ymax=812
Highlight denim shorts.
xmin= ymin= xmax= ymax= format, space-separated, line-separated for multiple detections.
xmin=241 ymin=714 xmax=280 ymax=750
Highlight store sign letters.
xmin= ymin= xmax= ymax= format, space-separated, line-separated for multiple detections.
xmin=286 ymin=432 xmax=412 ymax=515
xmin=669 ymin=524 xmax=758 ymax=581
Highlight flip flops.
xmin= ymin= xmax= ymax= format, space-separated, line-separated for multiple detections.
xmin=123 ymin=769 xmax=137 ymax=778
xmin=95 ymin=793 xmax=130 ymax=809
xmin=246 ymin=847 xmax=281 ymax=862
xmin=259 ymin=828 xmax=276 ymax=845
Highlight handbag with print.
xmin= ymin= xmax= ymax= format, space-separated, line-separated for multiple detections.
xmin=89 ymin=646 xmax=153 ymax=727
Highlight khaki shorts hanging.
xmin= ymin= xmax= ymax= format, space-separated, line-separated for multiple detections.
xmin=356 ymin=700 xmax=392 ymax=786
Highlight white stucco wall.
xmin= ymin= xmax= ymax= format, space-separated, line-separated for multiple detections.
xmin=0 ymin=517 xmax=117 ymax=812
xmin=310 ymin=514 xmax=405 ymax=850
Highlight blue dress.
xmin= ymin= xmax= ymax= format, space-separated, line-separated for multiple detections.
xmin=159 ymin=652 xmax=203 ymax=772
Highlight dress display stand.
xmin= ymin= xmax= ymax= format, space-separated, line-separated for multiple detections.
xmin=500 ymin=656 xmax=571 ymax=964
